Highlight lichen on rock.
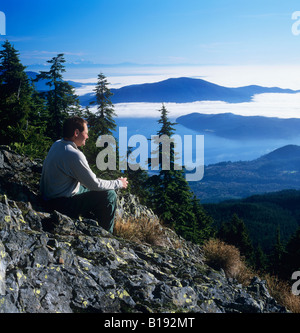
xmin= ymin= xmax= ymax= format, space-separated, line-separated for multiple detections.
xmin=0 ymin=147 xmax=288 ymax=313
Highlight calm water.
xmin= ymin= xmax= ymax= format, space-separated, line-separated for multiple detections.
xmin=114 ymin=117 xmax=300 ymax=166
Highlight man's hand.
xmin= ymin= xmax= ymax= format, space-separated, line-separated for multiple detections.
xmin=118 ymin=177 xmax=128 ymax=189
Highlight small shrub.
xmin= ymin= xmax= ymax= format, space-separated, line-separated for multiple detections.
xmin=114 ymin=216 xmax=165 ymax=246
xmin=203 ymin=238 xmax=300 ymax=313
xmin=264 ymin=274 xmax=300 ymax=314
xmin=202 ymin=238 xmax=252 ymax=282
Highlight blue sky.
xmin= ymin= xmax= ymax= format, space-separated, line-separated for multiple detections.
xmin=1 ymin=0 xmax=300 ymax=69
xmin=2 ymin=0 xmax=300 ymax=160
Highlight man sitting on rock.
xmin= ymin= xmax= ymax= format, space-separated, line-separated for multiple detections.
xmin=40 ymin=116 xmax=128 ymax=233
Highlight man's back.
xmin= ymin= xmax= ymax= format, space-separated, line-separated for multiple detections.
xmin=40 ymin=138 xmax=124 ymax=201
xmin=40 ymin=139 xmax=82 ymax=200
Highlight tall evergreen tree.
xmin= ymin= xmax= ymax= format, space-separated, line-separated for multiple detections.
xmin=218 ymin=213 xmax=255 ymax=265
xmin=269 ymin=226 xmax=286 ymax=277
xmin=90 ymin=73 xmax=117 ymax=136
xmin=191 ymin=195 xmax=215 ymax=244
xmin=253 ymin=244 xmax=268 ymax=273
xmin=122 ymin=146 xmax=150 ymax=204
xmin=35 ymin=53 xmax=80 ymax=140
xmin=83 ymin=73 xmax=119 ymax=178
xmin=146 ymin=104 xmax=209 ymax=242
xmin=282 ymin=227 xmax=300 ymax=280
xmin=0 ymin=41 xmax=32 ymax=145
xmin=0 ymin=41 xmax=51 ymax=158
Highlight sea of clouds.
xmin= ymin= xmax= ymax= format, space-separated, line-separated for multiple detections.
xmin=70 ymin=64 xmax=300 ymax=164
xmin=71 ymin=64 xmax=300 ymax=120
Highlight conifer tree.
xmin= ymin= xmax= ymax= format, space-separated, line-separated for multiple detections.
xmin=269 ymin=227 xmax=286 ymax=276
xmin=253 ymin=244 xmax=268 ymax=273
xmin=122 ymin=146 xmax=150 ymax=204
xmin=147 ymin=104 xmax=206 ymax=242
xmin=0 ymin=41 xmax=32 ymax=145
xmin=282 ymin=227 xmax=300 ymax=280
xmin=191 ymin=195 xmax=215 ymax=244
xmin=35 ymin=53 xmax=80 ymax=141
xmin=83 ymin=73 xmax=119 ymax=178
xmin=218 ymin=214 xmax=254 ymax=265
xmin=90 ymin=73 xmax=117 ymax=136
xmin=0 ymin=41 xmax=51 ymax=157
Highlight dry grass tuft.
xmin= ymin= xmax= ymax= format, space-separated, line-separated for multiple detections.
xmin=202 ymin=238 xmax=252 ymax=282
xmin=202 ymin=238 xmax=300 ymax=313
xmin=263 ymin=274 xmax=300 ymax=314
xmin=113 ymin=216 xmax=166 ymax=246
xmin=114 ymin=218 xmax=300 ymax=313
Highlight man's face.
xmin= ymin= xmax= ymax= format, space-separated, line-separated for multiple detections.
xmin=74 ymin=123 xmax=89 ymax=147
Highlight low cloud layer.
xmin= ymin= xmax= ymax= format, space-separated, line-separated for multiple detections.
xmin=74 ymin=64 xmax=300 ymax=120
xmin=108 ymin=92 xmax=300 ymax=119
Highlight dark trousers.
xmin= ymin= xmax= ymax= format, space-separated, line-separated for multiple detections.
xmin=48 ymin=187 xmax=117 ymax=233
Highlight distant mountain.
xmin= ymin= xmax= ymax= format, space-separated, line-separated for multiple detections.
xmin=78 ymin=77 xmax=299 ymax=105
xmin=260 ymin=144 xmax=300 ymax=160
xmin=176 ymin=112 xmax=300 ymax=139
xmin=29 ymin=73 xmax=299 ymax=106
xmin=190 ymin=144 xmax=300 ymax=203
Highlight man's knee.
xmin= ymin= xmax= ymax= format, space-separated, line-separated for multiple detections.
xmin=105 ymin=190 xmax=117 ymax=204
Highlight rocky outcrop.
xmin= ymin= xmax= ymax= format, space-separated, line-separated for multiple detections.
xmin=0 ymin=147 xmax=288 ymax=313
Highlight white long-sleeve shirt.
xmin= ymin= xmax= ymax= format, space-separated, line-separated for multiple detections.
xmin=40 ymin=139 xmax=123 ymax=200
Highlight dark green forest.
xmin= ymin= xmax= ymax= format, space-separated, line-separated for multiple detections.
xmin=1 ymin=41 xmax=300 ymax=285
xmin=204 ymin=190 xmax=300 ymax=279
xmin=204 ymin=190 xmax=300 ymax=253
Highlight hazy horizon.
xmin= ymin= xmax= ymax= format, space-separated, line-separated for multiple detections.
xmin=60 ymin=63 xmax=300 ymax=120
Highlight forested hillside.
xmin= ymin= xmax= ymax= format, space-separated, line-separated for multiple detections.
xmin=204 ymin=190 xmax=300 ymax=253
xmin=177 ymin=112 xmax=300 ymax=140
xmin=204 ymin=189 xmax=300 ymax=280
xmin=190 ymin=145 xmax=300 ymax=203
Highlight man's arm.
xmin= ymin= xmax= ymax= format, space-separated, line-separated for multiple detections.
xmin=70 ymin=151 xmax=127 ymax=191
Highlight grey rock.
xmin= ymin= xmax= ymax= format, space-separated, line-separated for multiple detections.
xmin=0 ymin=147 xmax=289 ymax=313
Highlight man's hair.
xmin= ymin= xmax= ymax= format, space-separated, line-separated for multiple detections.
xmin=63 ymin=117 xmax=87 ymax=138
